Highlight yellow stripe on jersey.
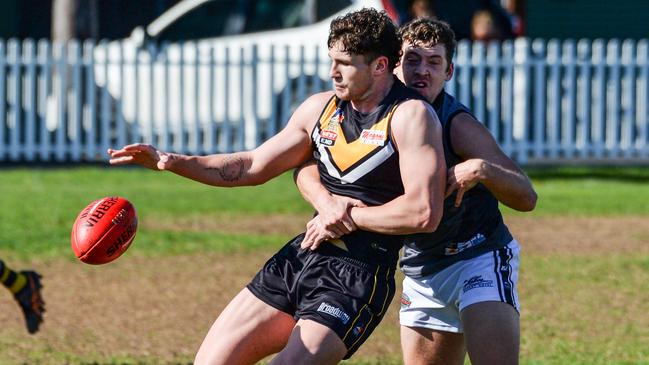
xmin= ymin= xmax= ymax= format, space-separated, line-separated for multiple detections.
xmin=327 ymin=115 xmax=390 ymax=171
xmin=377 ymin=269 xmax=392 ymax=315
xmin=342 ymin=266 xmax=380 ymax=343
xmin=318 ymin=98 xmax=339 ymax=126
xmin=317 ymin=99 xmax=398 ymax=173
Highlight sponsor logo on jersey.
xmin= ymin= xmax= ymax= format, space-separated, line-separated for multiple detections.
xmin=400 ymin=293 xmax=411 ymax=308
xmin=445 ymin=233 xmax=486 ymax=255
xmin=359 ymin=129 xmax=386 ymax=146
xmin=352 ymin=324 xmax=365 ymax=337
xmin=317 ymin=302 xmax=350 ymax=324
xmin=319 ymin=130 xmax=338 ymax=147
xmin=462 ymin=275 xmax=493 ymax=293
xmin=327 ymin=108 xmax=344 ymax=130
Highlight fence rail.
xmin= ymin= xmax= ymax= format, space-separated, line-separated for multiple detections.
xmin=0 ymin=37 xmax=647 ymax=164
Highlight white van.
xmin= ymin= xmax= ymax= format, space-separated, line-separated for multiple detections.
xmin=87 ymin=0 xmax=402 ymax=152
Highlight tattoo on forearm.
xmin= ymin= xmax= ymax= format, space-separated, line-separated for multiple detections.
xmin=205 ymin=156 xmax=245 ymax=182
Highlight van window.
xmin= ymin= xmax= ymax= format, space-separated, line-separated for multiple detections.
xmin=156 ymin=0 xmax=352 ymax=42
xmin=157 ymin=0 xmax=240 ymax=41
xmin=242 ymin=0 xmax=306 ymax=32
xmin=316 ymin=0 xmax=352 ymax=21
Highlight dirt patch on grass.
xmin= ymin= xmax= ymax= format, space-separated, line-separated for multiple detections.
xmin=505 ymin=215 xmax=649 ymax=255
xmin=0 ymin=252 xmax=274 ymax=364
xmin=0 ymin=215 xmax=647 ymax=364
xmin=144 ymin=214 xmax=649 ymax=256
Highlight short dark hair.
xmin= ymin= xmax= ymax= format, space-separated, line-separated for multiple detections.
xmin=399 ymin=17 xmax=457 ymax=69
xmin=328 ymin=8 xmax=401 ymax=71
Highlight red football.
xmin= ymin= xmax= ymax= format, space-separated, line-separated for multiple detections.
xmin=71 ymin=196 xmax=138 ymax=265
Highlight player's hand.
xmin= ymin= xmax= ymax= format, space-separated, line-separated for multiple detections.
xmin=302 ymin=215 xmax=339 ymax=251
xmin=445 ymin=158 xmax=485 ymax=207
xmin=316 ymin=194 xmax=366 ymax=237
xmin=107 ymin=143 xmax=171 ymax=171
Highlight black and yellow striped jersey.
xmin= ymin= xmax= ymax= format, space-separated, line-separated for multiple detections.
xmin=309 ymin=78 xmax=426 ymax=267
xmin=311 ymin=78 xmax=425 ymax=207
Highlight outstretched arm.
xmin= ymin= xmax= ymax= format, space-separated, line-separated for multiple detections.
xmin=447 ymin=113 xmax=537 ymax=211
xmin=108 ymin=92 xmax=332 ymax=187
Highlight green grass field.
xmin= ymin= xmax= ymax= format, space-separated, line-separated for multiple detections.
xmin=0 ymin=165 xmax=648 ymax=364
xmin=0 ymin=166 xmax=315 ymax=261
xmin=2 ymin=165 xmax=648 ymax=260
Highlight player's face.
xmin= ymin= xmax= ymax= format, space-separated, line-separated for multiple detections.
xmin=328 ymin=41 xmax=374 ymax=101
xmin=396 ymin=41 xmax=453 ymax=103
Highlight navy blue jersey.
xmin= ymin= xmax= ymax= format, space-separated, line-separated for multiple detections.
xmin=400 ymin=91 xmax=513 ymax=278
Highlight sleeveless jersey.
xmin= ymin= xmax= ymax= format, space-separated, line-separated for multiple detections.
xmin=400 ymin=91 xmax=513 ymax=278
xmin=311 ymin=78 xmax=425 ymax=267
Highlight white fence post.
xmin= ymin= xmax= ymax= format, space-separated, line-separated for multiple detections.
xmin=457 ymin=40 xmax=472 ymax=108
xmin=486 ymin=42 xmax=501 ymax=141
xmin=513 ymin=38 xmax=530 ymax=163
xmin=160 ymin=43 xmax=171 ymax=151
xmin=0 ymin=41 xmax=5 ymax=160
xmin=532 ymin=39 xmax=546 ymax=159
xmin=622 ymin=39 xmax=636 ymax=158
xmin=501 ymin=40 xmax=514 ymax=157
xmin=638 ymin=40 xmax=648 ymax=157
xmin=84 ymin=40 xmax=97 ymax=160
xmin=8 ymin=39 xmax=21 ymax=161
xmin=70 ymin=40 xmax=82 ymax=162
xmin=546 ymin=39 xmax=561 ymax=160
xmin=577 ymin=39 xmax=591 ymax=159
xmin=592 ymin=39 xmax=606 ymax=159
xmin=606 ymin=39 xmax=622 ymax=157
xmin=37 ymin=40 xmax=51 ymax=161
xmin=562 ymin=39 xmax=577 ymax=159
xmin=99 ymin=40 xmax=111 ymax=158
xmin=24 ymin=39 xmax=37 ymax=162
xmin=472 ymin=41 xmax=487 ymax=125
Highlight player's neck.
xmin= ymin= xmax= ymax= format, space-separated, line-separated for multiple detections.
xmin=351 ymin=76 xmax=394 ymax=114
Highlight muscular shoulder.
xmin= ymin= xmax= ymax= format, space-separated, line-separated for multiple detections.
xmin=393 ymin=99 xmax=440 ymax=131
xmin=391 ymin=99 xmax=441 ymax=148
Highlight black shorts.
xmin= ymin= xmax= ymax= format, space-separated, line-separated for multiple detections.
xmin=246 ymin=233 xmax=397 ymax=359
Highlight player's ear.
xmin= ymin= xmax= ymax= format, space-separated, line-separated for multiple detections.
xmin=446 ymin=62 xmax=454 ymax=81
xmin=373 ymin=56 xmax=389 ymax=75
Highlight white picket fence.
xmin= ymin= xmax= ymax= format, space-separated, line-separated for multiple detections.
xmin=0 ymin=37 xmax=647 ymax=164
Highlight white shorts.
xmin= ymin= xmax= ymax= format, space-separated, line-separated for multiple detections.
xmin=399 ymin=240 xmax=520 ymax=333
